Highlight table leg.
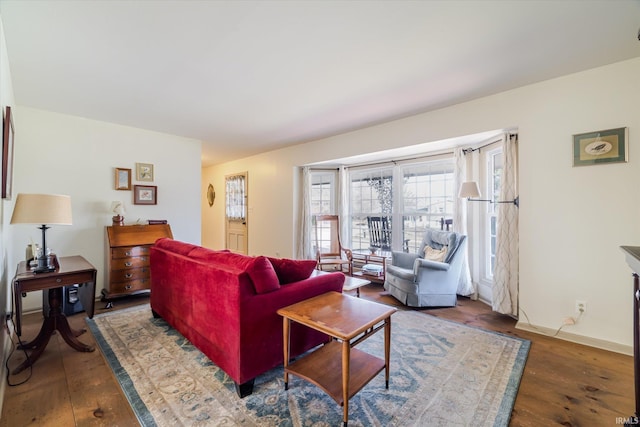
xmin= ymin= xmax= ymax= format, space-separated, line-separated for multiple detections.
xmin=14 ymin=280 xmax=22 ymax=336
xmin=384 ymin=317 xmax=391 ymax=389
xmin=12 ymin=287 xmax=94 ymax=375
xmin=342 ymin=339 xmax=350 ymax=427
xmin=283 ymin=317 xmax=290 ymax=390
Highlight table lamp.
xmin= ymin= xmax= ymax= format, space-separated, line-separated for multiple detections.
xmin=10 ymin=193 xmax=73 ymax=273
xmin=111 ymin=201 xmax=125 ymax=226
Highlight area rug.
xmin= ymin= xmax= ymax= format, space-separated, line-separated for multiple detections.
xmin=87 ymin=303 xmax=530 ymax=426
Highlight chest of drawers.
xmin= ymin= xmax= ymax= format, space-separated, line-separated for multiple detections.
xmin=103 ymin=224 xmax=173 ymax=306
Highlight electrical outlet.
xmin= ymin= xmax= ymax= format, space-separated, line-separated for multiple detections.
xmin=575 ymin=300 xmax=587 ymax=314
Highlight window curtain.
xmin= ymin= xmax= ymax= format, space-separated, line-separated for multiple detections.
xmin=492 ymin=133 xmax=519 ymax=316
xmin=225 ymin=174 xmax=246 ymax=220
xmin=453 ymin=147 xmax=476 ymax=298
xmin=296 ymin=167 xmax=313 ymax=259
xmin=337 ymin=166 xmax=350 ymax=248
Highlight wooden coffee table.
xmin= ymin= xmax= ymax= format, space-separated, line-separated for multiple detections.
xmin=277 ymin=291 xmax=396 ymax=426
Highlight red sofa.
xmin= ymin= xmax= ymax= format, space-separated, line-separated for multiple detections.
xmin=149 ymin=238 xmax=344 ymax=397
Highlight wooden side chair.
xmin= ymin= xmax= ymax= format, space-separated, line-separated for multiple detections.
xmin=313 ymin=214 xmax=353 ymax=275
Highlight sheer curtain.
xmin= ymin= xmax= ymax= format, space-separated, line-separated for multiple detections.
xmin=492 ymin=134 xmax=519 ymax=316
xmin=296 ymin=167 xmax=313 ymax=259
xmin=454 ymin=147 xmax=475 ymax=298
xmin=337 ymin=166 xmax=350 ymax=248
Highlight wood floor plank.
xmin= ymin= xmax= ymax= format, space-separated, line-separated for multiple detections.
xmin=0 ymin=287 xmax=634 ymax=426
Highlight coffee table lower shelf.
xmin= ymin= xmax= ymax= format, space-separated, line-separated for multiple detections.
xmin=285 ymin=340 xmax=385 ymax=405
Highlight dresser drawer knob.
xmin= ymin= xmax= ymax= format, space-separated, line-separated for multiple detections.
xmin=125 ymin=284 xmax=132 ymax=290
xmin=125 ymin=251 xmax=132 ymax=256
xmin=125 ymin=273 xmax=133 ymax=279
xmin=56 ymin=278 xmax=62 ymax=283
xmin=125 ymin=262 xmax=133 ymax=267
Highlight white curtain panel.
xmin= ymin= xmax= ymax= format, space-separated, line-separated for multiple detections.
xmin=296 ymin=167 xmax=313 ymax=259
xmin=454 ymin=147 xmax=476 ymax=298
xmin=338 ymin=166 xmax=350 ymax=249
xmin=492 ymin=134 xmax=519 ymax=316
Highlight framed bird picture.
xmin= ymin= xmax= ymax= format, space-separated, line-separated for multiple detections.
xmin=573 ymin=127 xmax=628 ymax=167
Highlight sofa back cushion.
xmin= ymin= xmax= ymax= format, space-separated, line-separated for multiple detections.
xmin=245 ymin=256 xmax=281 ymax=294
xmin=267 ymin=258 xmax=317 ymax=284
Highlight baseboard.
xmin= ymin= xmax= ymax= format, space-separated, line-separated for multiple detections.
xmin=515 ymin=321 xmax=633 ymax=356
xmin=0 ymin=322 xmax=12 ymax=417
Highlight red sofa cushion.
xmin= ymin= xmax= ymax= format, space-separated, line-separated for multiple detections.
xmin=246 ymin=256 xmax=280 ymax=294
xmin=268 ymin=257 xmax=317 ymax=284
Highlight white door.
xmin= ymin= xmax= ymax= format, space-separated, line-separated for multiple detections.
xmin=225 ymin=172 xmax=248 ymax=254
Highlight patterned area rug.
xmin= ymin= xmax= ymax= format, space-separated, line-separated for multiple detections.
xmin=87 ymin=303 xmax=529 ymax=426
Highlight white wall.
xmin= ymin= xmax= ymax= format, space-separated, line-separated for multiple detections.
xmin=0 ymin=13 xmax=16 ymax=416
xmin=203 ymin=57 xmax=640 ymax=351
xmin=10 ymin=107 xmax=202 ymax=312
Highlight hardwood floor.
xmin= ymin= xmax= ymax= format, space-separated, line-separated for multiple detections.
xmin=0 ymin=285 xmax=634 ymax=426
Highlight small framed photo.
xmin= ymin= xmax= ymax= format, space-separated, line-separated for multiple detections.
xmin=115 ymin=167 xmax=131 ymax=190
xmin=573 ymin=127 xmax=628 ymax=167
xmin=136 ymin=162 xmax=154 ymax=181
xmin=133 ymin=185 xmax=157 ymax=205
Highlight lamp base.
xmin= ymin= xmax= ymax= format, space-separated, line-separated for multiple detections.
xmin=33 ymin=265 xmax=56 ymax=274
xmin=112 ymin=215 xmax=124 ymax=226
xmin=32 ymin=256 xmax=55 ymax=274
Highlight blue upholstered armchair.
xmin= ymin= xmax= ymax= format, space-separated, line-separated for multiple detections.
xmin=384 ymin=228 xmax=467 ymax=307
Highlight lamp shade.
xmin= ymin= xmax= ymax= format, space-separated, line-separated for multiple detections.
xmin=111 ymin=201 xmax=126 ymax=216
xmin=10 ymin=194 xmax=73 ymax=225
xmin=458 ymin=181 xmax=481 ymax=198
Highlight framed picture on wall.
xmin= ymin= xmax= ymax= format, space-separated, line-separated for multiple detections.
xmin=134 ymin=185 xmax=157 ymax=205
xmin=573 ymin=127 xmax=628 ymax=167
xmin=2 ymin=106 xmax=15 ymax=199
xmin=136 ymin=162 xmax=154 ymax=181
xmin=115 ymin=167 xmax=132 ymax=190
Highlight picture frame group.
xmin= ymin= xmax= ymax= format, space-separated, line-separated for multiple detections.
xmin=114 ymin=162 xmax=157 ymax=205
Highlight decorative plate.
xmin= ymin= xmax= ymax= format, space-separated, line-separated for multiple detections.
xmin=207 ymin=184 xmax=215 ymax=206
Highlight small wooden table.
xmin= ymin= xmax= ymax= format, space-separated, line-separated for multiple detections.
xmin=277 ymin=291 xmax=396 ymax=426
xmin=12 ymin=255 xmax=97 ymax=374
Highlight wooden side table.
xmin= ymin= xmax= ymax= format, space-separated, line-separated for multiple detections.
xmin=351 ymin=252 xmax=388 ymax=284
xmin=278 ymin=292 xmax=396 ymax=426
xmin=12 ymin=255 xmax=97 ymax=374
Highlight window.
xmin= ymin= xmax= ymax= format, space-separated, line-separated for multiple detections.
xmin=401 ymin=161 xmax=455 ymax=253
xmin=349 ymin=168 xmax=394 ymax=253
xmin=310 ymin=171 xmax=336 ymax=215
xmin=347 ymin=159 xmax=455 ymax=255
xmin=485 ymin=149 xmax=503 ymax=278
xmin=225 ymin=174 xmax=246 ymax=220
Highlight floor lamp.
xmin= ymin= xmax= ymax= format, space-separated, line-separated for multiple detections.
xmin=10 ymin=193 xmax=73 ymax=273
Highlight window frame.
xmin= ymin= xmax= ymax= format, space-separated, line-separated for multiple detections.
xmin=482 ymin=146 xmax=503 ymax=282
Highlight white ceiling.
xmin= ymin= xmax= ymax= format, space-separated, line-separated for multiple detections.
xmin=1 ymin=1 xmax=639 ymax=166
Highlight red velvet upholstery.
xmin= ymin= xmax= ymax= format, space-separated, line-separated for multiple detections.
xmin=149 ymin=239 xmax=345 ymax=397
